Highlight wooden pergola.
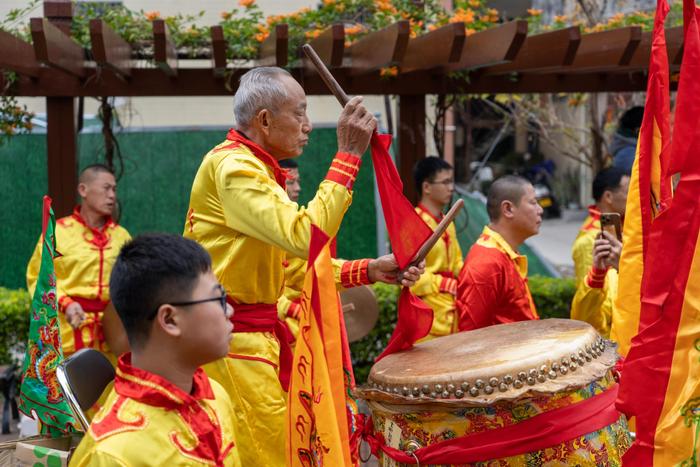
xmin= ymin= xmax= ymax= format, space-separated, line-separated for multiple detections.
xmin=0 ymin=0 xmax=684 ymax=216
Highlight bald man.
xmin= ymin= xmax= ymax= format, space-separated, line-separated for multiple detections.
xmin=27 ymin=164 xmax=131 ymax=361
xmin=456 ymin=175 xmax=542 ymax=331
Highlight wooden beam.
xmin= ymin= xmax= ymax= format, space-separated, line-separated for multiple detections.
xmin=43 ymin=0 xmax=72 ymax=35
xmin=305 ymin=24 xmax=345 ymax=69
xmin=259 ymin=24 xmax=288 ymax=67
xmin=398 ymin=95 xmax=425 ymax=203
xmin=30 ymin=17 xmax=86 ymax=78
xmin=535 ymin=26 xmax=642 ymax=74
xmin=482 ymin=26 xmax=580 ymax=74
xmin=401 ymin=22 xmax=466 ymax=73
xmin=211 ymin=25 xmax=227 ymax=77
xmin=451 ymin=20 xmax=528 ymax=71
xmin=90 ymin=19 xmax=132 ymax=79
xmin=348 ymin=21 xmax=410 ymax=75
xmin=153 ymin=19 xmax=177 ymax=77
xmin=0 ymin=31 xmax=40 ymax=77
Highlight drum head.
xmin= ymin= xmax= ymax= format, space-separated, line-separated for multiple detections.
xmin=359 ymin=319 xmax=617 ymax=406
xmin=340 ymin=285 xmax=379 ymax=343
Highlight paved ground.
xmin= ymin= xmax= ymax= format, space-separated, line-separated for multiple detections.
xmin=526 ymin=209 xmax=588 ymax=277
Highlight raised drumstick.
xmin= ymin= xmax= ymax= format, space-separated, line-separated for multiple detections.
xmin=301 ymin=44 xmax=464 ymax=279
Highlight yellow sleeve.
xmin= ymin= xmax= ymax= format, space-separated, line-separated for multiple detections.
xmin=572 ymin=233 xmax=595 ymax=288
xmin=216 ymin=156 xmax=355 ymax=260
xmin=410 ymin=270 xmax=443 ymax=297
xmin=570 ymin=271 xmax=615 ymax=338
xmin=69 ymin=448 xmax=129 ymax=467
xmin=26 ymin=235 xmax=42 ymax=296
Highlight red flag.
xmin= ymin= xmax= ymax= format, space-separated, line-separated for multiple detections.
xmin=369 ymin=134 xmax=434 ymax=360
xmin=617 ymin=2 xmax=700 ymax=465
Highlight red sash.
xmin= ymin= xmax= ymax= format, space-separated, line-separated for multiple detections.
xmin=72 ymin=297 xmax=109 ymax=351
xmin=360 ymin=384 xmax=622 ymax=464
xmin=226 ymin=298 xmax=293 ymax=391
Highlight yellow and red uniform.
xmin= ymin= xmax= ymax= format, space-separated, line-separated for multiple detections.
xmin=26 ymin=206 xmax=130 ymax=359
xmin=411 ymin=204 xmax=463 ymax=340
xmin=570 ymin=206 xmax=618 ymax=337
xmin=69 ymin=354 xmax=240 ymax=467
xmin=278 ymin=256 xmax=372 ymax=340
xmin=183 ymin=129 xmax=361 ymax=466
xmin=456 ymin=226 xmax=538 ymax=331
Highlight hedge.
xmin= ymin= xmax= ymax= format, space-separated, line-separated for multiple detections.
xmin=0 ymin=276 xmax=576 ymax=379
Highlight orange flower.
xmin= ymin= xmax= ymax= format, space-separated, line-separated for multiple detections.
xmin=451 ymin=8 xmax=475 ymax=24
xmin=466 ymin=28 xmax=476 ymax=35
xmin=220 ymin=11 xmax=232 ymax=20
xmin=256 ymin=24 xmax=269 ymax=34
xmin=468 ymin=0 xmax=481 ymax=6
xmin=255 ymin=32 xmax=269 ymax=42
xmin=336 ymin=3 xmax=345 ymax=12
xmin=145 ymin=11 xmax=160 ymax=21
xmin=527 ymin=8 xmax=543 ymax=16
xmin=380 ymin=66 xmax=398 ymax=78
xmin=553 ymin=15 xmax=568 ymax=22
xmin=376 ymin=0 xmax=393 ymax=12
xmin=238 ymin=0 xmax=255 ymax=8
xmin=323 ymin=0 xmax=335 ymax=4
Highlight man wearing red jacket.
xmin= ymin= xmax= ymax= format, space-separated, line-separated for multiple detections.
xmin=456 ymin=175 xmax=542 ymax=331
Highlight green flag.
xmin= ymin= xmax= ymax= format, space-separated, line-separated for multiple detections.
xmin=18 ymin=196 xmax=78 ymax=435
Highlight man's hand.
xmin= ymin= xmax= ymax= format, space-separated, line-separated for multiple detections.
xmin=592 ymin=231 xmax=623 ymax=271
xmin=337 ymin=96 xmax=377 ymax=157
xmin=65 ymin=302 xmax=86 ymax=329
xmin=368 ymin=254 xmax=426 ymax=287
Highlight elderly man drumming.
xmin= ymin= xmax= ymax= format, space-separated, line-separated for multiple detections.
xmin=183 ymin=67 xmax=424 ymax=465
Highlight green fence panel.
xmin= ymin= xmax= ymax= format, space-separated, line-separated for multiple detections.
xmin=0 ymin=128 xmax=377 ymax=288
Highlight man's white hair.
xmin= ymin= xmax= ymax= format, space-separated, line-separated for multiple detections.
xmin=233 ymin=67 xmax=292 ymax=129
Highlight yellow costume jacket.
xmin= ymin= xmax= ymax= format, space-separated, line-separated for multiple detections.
xmin=26 ymin=206 xmax=131 ymax=357
xmin=183 ymin=129 xmax=361 ymax=466
xmin=278 ymin=256 xmax=372 ymax=340
xmin=410 ymin=204 xmax=463 ymax=339
xmin=570 ymin=206 xmax=618 ymax=337
xmin=70 ymin=354 xmax=240 ymax=467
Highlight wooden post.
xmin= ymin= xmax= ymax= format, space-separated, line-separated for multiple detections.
xmin=44 ymin=0 xmax=77 ymax=217
xmin=398 ymin=95 xmax=426 ymax=204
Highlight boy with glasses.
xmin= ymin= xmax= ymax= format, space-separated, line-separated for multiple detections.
xmin=70 ymin=234 xmax=240 ymax=467
xmin=411 ymin=157 xmax=464 ymax=340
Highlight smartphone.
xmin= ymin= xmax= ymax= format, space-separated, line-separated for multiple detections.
xmin=600 ymin=212 xmax=622 ymax=241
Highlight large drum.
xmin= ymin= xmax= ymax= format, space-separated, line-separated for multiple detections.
xmin=357 ymin=319 xmax=631 ymax=466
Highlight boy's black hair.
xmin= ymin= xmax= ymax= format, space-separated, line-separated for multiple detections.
xmin=486 ymin=175 xmax=531 ymax=222
xmin=413 ymin=156 xmax=453 ymax=197
xmin=279 ymin=158 xmax=298 ymax=169
xmin=109 ymin=233 xmax=212 ymax=348
xmin=592 ymin=167 xmax=627 ymax=202
xmin=618 ymin=106 xmax=644 ymax=132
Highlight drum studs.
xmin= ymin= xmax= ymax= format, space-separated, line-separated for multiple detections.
xmin=412 ymin=387 xmax=421 ymax=397
xmin=475 ymin=379 xmax=485 ymax=389
xmin=434 ymin=384 xmax=443 ymax=393
xmin=579 ymin=350 xmax=586 ymax=359
xmin=469 ymin=387 xmax=480 ymax=397
xmin=446 ymin=384 xmax=455 ymax=394
xmin=569 ymin=362 xmax=578 ymax=372
xmin=513 ymin=379 xmax=524 ymax=389
xmin=441 ymin=391 xmax=450 ymax=398
xmin=430 ymin=392 xmax=438 ymax=399
xmin=551 ymin=362 xmax=560 ymax=371
xmin=503 ymin=375 xmax=513 ymax=385
xmin=548 ymin=370 xmax=557 ymax=380
xmin=461 ymin=382 xmax=470 ymax=391
xmin=377 ymin=385 xmax=384 ymax=392
xmin=560 ymin=366 xmax=569 ymax=375
xmin=484 ymin=385 xmax=494 ymax=395
xmin=489 ymin=377 xmax=499 ymax=387
xmin=455 ymin=389 xmax=465 ymax=398
xmin=526 ymin=376 xmax=536 ymax=385
xmin=539 ymin=365 xmax=548 ymax=374
xmin=561 ymin=358 xmax=570 ymax=366
xmin=422 ymin=385 xmax=431 ymax=394
xmin=498 ymin=383 xmax=508 ymax=392
xmin=402 ymin=387 xmax=410 ymax=396
xmin=517 ymin=371 xmax=527 ymax=381
xmin=529 ymin=369 xmax=538 ymax=378
xmin=393 ymin=387 xmax=400 ymax=394
xmin=537 ymin=374 xmax=546 ymax=383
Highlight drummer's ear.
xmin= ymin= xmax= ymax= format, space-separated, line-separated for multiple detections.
xmin=501 ymin=200 xmax=515 ymax=219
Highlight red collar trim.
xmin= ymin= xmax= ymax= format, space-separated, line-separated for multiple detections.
xmin=225 ymin=129 xmax=289 ymax=188
xmin=417 ymin=203 xmax=444 ymax=224
xmin=115 ymin=354 xmax=215 ymax=409
xmin=587 ymin=205 xmax=602 ymax=220
xmin=71 ymin=205 xmax=115 ymax=232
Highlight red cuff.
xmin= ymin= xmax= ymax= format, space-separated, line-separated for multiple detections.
xmin=286 ymin=300 xmax=301 ymax=320
xmin=586 ymin=267 xmax=608 ymax=289
xmin=440 ymin=277 xmax=458 ymax=296
xmin=325 ymin=153 xmax=362 ymax=190
xmin=58 ymin=296 xmax=75 ymax=313
xmin=340 ymin=259 xmax=372 ymax=288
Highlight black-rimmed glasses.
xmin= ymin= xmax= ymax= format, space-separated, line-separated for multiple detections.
xmin=165 ymin=286 xmax=228 ymax=315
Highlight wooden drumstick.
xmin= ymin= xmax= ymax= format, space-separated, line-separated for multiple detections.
xmin=301 ymin=44 xmax=465 ymax=281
